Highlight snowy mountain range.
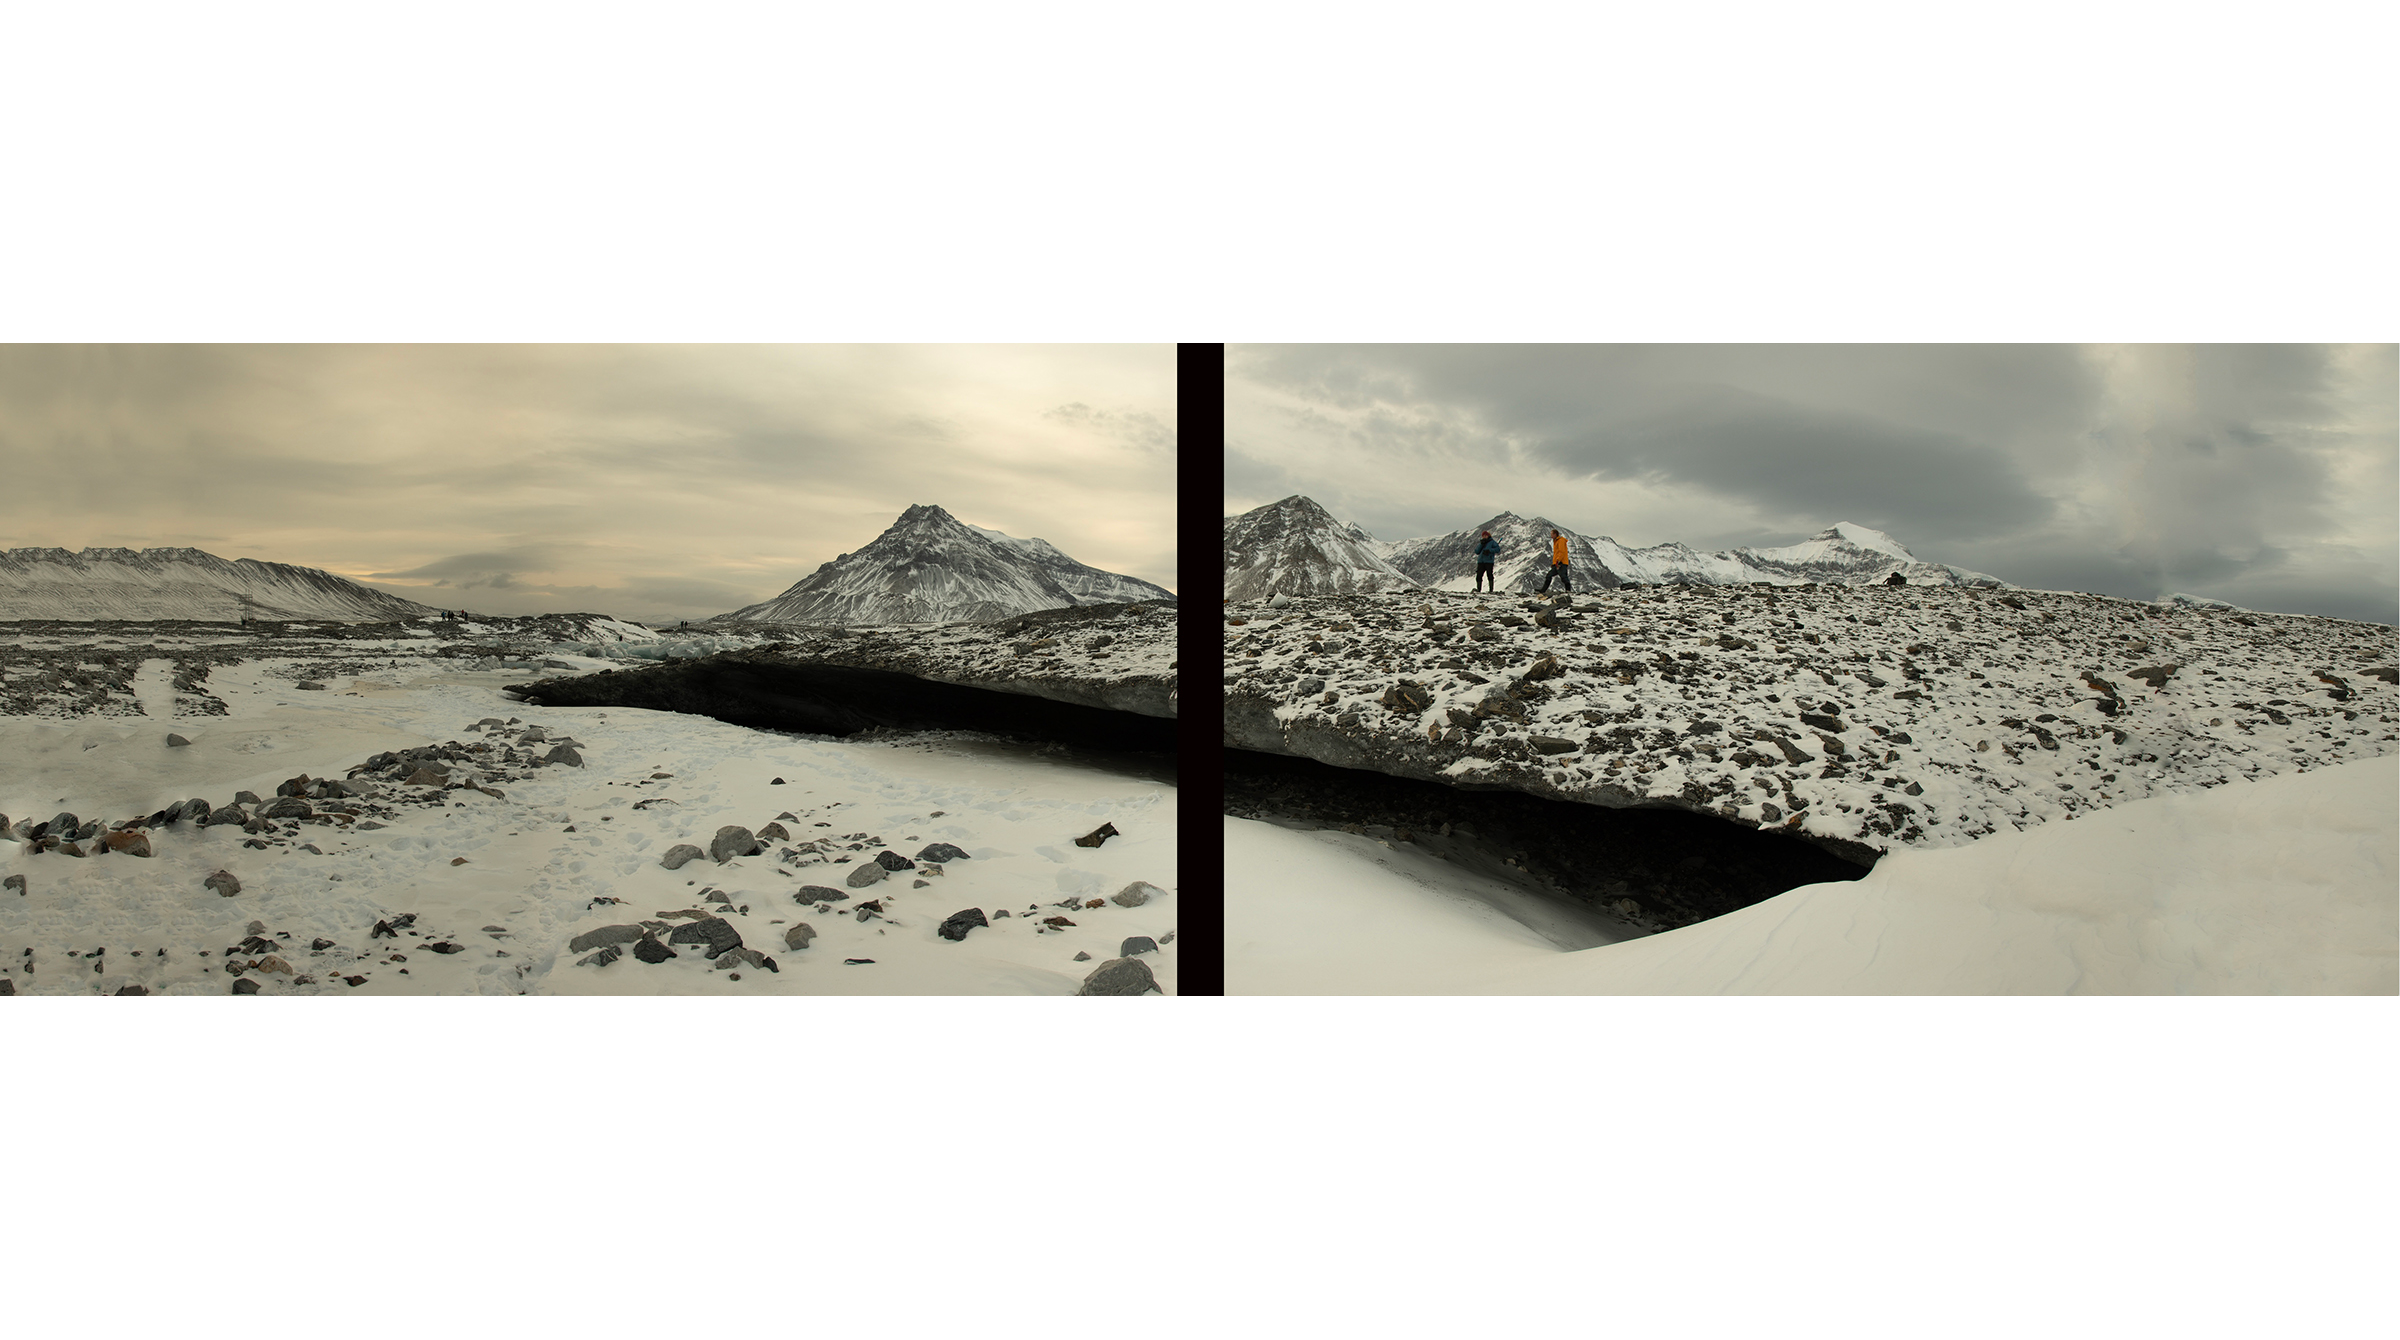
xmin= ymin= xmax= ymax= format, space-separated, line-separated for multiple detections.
xmin=1225 ymin=497 xmax=2009 ymax=597
xmin=1222 ymin=495 xmax=1418 ymax=603
xmin=713 ymin=504 xmax=1173 ymax=626
xmin=0 ymin=547 xmax=440 ymax=622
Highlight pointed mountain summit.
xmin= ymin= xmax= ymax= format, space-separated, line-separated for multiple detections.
xmin=1222 ymin=495 xmax=1418 ymax=602
xmin=714 ymin=504 xmax=1171 ymax=626
xmin=1381 ymin=512 xmax=1620 ymax=593
xmin=0 ymin=546 xmax=441 ymax=621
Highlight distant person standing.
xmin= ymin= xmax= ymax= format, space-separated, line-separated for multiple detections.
xmin=1472 ymin=531 xmax=1500 ymax=592
xmin=1537 ymin=528 xmax=1573 ymax=594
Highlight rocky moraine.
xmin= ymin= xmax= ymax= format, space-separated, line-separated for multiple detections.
xmin=1225 ymin=584 xmax=2398 ymax=861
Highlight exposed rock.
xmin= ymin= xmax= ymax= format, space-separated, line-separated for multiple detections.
xmin=262 ymin=797 xmax=314 ymax=819
xmin=916 ymin=842 xmax=971 ymax=863
xmin=783 ymin=923 xmax=817 ymax=950
xmin=659 ymin=843 xmax=706 ymax=870
xmin=203 ymin=870 xmax=241 ymax=897
xmin=757 ymin=822 xmax=791 ymax=843
xmin=203 ymin=804 xmax=248 ymax=827
xmin=2 ymin=875 xmax=23 ymax=895
xmin=844 ymin=861 xmax=889 ymax=889
xmin=797 ymin=886 xmax=849 ymax=904
xmin=666 ymin=916 xmax=743 ymax=958
xmin=1119 ymin=936 xmax=1159 ymax=957
xmin=1073 ymin=951 xmax=1091 ymax=961
xmin=1073 ymin=822 xmax=1120 ymax=848
xmin=234 ymin=790 xmax=263 ymax=806
xmin=232 ymin=977 xmax=261 ymax=994
xmin=113 ymin=984 xmax=150 ymax=995
xmin=576 ymin=944 xmax=624 ymax=968
xmin=255 ymin=955 xmax=295 ymax=975
xmin=103 ymin=831 xmax=153 ymax=857
xmin=937 ymin=908 xmax=990 ymax=941
xmin=873 ymin=850 xmax=915 ymax=872
xmin=632 ymin=935 xmax=677 ymax=964
xmin=295 ymin=680 xmax=326 ymax=691
xmin=709 ymin=825 xmax=760 ymax=862
xmin=1111 ymin=881 xmax=1165 ymax=907
xmin=542 ymin=745 xmax=584 ymax=767
xmin=165 ymin=733 xmax=191 ymax=747
xmin=567 ymin=924 xmax=648 ymax=954
xmin=1076 ymin=957 xmax=1161 ymax=996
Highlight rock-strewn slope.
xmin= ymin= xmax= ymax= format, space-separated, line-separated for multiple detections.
xmin=1224 ymin=585 xmax=2397 ymax=859
xmin=521 ymin=599 xmax=1177 ymax=721
xmin=0 ymin=547 xmax=440 ymax=622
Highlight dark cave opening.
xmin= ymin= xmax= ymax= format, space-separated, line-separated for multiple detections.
xmin=507 ymin=659 xmax=1178 ymax=760
xmin=1223 ymin=748 xmax=1872 ymax=932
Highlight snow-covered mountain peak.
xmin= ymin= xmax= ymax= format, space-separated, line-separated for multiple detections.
xmin=1223 ymin=496 xmax=1419 ymax=601
xmin=714 ymin=505 xmax=1170 ymax=627
xmin=0 ymin=546 xmax=439 ymax=622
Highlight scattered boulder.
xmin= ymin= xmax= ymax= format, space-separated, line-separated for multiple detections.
xmin=165 ymin=733 xmax=191 ymax=747
xmin=294 ymin=680 xmax=326 ymax=691
xmin=114 ymin=984 xmax=150 ymax=995
xmin=797 ymin=886 xmax=849 ymax=904
xmin=542 ymin=745 xmax=583 ymax=767
xmin=2 ymin=875 xmax=22 ymax=895
xmin=666 ymin=916 xmax=743 ymax=958
xmin=1112 ymin=881 xmax=1165 ymax=907
xmin=203 ymin=870 xmax=241 ymax=897
xmin=710 ymin=825 xmax=760 ymax=862
xmin=262 ymin=797 xmax=314 ymax=819
xmin=757 ymin=822 xmax=791 ymax=843
xmin=234 ymin=790 xmax=263 ymax=806
xmin=916 ymin=842 xmax=971 ymax=863
xmin=576 ymin=945 xmax=624 ymax=968
xmin=1073 ymin=822 xmax=1120 ymax=848
xmin=659 ymin=844 xmax=706 ymax=870
xmin=937 ymin=908 xmax=989 ymax=942
xmin=232 ymin=978 xmax=261 ymax=994
xmin=873 ymin=850 xmax=915 ymax=872
xmin=1076 ymin=957 xmax=1161 ymax=996
xmin=632 ymin=935 xmax=677 ymax=964
xmin=783 ymin=923 xmax=817 ymax=950
xmin=1119 ymin=936 xmax=1159 ymax=957
xmin=255 ymin=955 xmax=295 ymax=975
xmin=203 ymin=805 xmax=248 ymax=827
xmin=103 ymin=831 xmax=153 ymax=858
xmin=567 ymin=924 xmax=648 ymax=954
xmin=844 ymin=861 xmax=889 ymax=889
xmin=1073 ymin=951 xmax=1091 ymax=961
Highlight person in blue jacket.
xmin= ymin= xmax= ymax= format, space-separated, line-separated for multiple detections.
xmin=1472 ymin=531 xmax=1500 ymax=592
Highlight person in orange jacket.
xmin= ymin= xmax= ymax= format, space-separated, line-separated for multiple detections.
xmin=1537 ymin=528 xmax=1573 ymax=594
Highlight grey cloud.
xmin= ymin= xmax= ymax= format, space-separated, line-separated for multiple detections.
xmin=1047 ymin=402 xmax=1173 ymax=452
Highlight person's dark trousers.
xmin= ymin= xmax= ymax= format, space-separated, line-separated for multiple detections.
xmin=1538 ymin=562 xmax=1572 ymax=592
xmin=1474 ymin=563 xmax=1495 ymax=592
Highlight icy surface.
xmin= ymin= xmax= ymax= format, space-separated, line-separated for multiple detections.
xmin=718 ymin=504 xmax=1171 ymax=626
xmin=1225 ymin=584 xmax=2398 ymax=856
xmin=1228 ymin=756 xmax=2396 ymax=994
xmin=1 ymin=624 xmax=1174 ymax=995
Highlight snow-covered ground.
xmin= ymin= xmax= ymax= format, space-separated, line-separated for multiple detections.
xmin=2 ymin=655 xmax=1175 ymax=995
xmin=1228 ymin=755 xmax=2395 ymax=994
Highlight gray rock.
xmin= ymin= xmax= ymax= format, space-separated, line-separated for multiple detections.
xmin=567 ymin=924 xmax=648 ymax=954
xmin=783 ymin=923 xmax=817 ymax=950
xmin=937 ymin=908 xmax=989 ymax=942
xmin=1073 ymin=822 xmax=1120 ymax=848
xmin=0 ymin=978 xmax=13 ymax=994
xmin=166 ymin=733 xmax=192 ymax=748
xmin=1076 ymin=957 xmax=1161 ymax=996
xmin=232 ymin=977 xmax=261 ymax=993
xmin=262 ymin=797 xmax=314 ymax=819
xmin=576 ymin=943 xmax=626 ymax=967
xmin=713 ymin=946 xmax=769 ymax=970
xmin=1119 ymin=936 xmax=1159 ymax=957
xmin=632 ymin=935 xmax=677 ymax=964
xmin=873 ymin=850 xmax=915 ymax=872
xmin=114 ymin=984 xmax=151 ymax=995
xmin=295 ymin=681 xmax=326 ymax=691
xmin=915 ymin=842 xmax=971 ymax=863
xmin=844 ymin=861 xmax=888 ymax=889
xmin=542 ymin=745 xmax=583 ymax=767
xmin=234 ymin=790 xmax=263 ymax=806
xmin=177 ymin=797 xmax=213 ymax=823
xmin=757 ymin=822 xmax=791 ymax=843
xmin=203 ymin=804 xmax=248 ymax=827
xmin=659 ymin=844 xmax=706 ymax=870
xmin=797 ymin=886 xmax=849 ymax=904
xmin=203 ymin=870 xmax=241 ymax=897
xmin=710 ymin=825 xmax=759 ymax=862
xmin=2 ymin=875 xmax=22 ymax=895
xmin=1112 ymin=881 xmax=1165 ymax=907
xmin=666 ymin=916 xmax=743 ymax=958
xmin=1073 ymin=951 xmax=1091 ymax=961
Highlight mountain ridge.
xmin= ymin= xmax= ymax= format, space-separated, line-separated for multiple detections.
xmin=0 ymin=546 xmax=442 ymax=622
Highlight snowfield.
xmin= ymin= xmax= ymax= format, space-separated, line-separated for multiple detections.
xmin=1229 ymin=754 xmax=2396 ymax=994
xmin=2 ymin=637 xmax=1176 ymax=996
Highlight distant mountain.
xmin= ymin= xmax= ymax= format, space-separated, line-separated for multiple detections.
xmin=1382 ymin=512 xmax=1621 ymax=593
xmin=0 ymin=546 xmax=441 ymax=622
xmin=1226 ymin=497 xmax=2012 ymax=600
xmin=1222 ymin=495 xmax=1418 ymax=602
xmin=713 ymin=504 xmax=1171 ymax=626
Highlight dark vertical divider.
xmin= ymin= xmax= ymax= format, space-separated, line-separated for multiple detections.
xmin=1174 ymin=343 xmax=1226 ymax=995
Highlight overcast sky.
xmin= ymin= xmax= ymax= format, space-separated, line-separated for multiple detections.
xmin=0 ymin=344 xmax=1176 ymax=623
xmin=1226 ymin=344 xmax=2398 ymax=626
